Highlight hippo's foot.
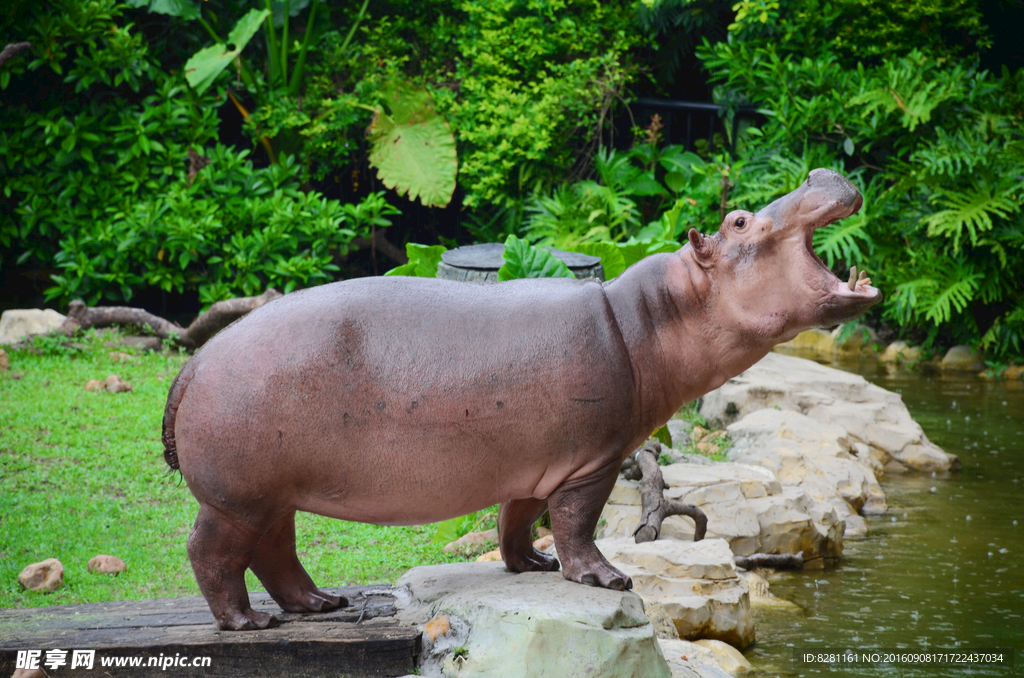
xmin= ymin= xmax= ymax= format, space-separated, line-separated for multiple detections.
xmin=506 ymin=546 xmax=560 ymax=573
xmin=274 ymin=588 xmax=347 ymax=614
xmin=498 ymin=497 xmax=560 ymax=573
xmin=560 ymin=551 xmax=632 ymax=591
xmin=220 ymin=607 xmax=279 ymax=631
xmin=248 ymin=511 xmax=348 ymax=614
xmin=548 ymin=457 xmax=632 ymax=591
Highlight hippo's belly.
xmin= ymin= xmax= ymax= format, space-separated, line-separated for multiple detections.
xmin=173 ymin=276 xmax=639 ymax=525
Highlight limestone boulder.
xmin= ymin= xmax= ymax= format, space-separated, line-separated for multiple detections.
xmin=746 ymin=488 xmax=842 ymax=565
xmin=941 ymin=345 xmax=984 ymax=372
xmin=18 ymin=558 xmax=64 ymax=592
xmin=0 ymin=309 xmax=66 ymax=345
xmin=396 ymin=561 xmax=670 ymax=678
xmin=879 ymin=341 xmax=923 ymax=370
xmin=699 ymin=352 xmax=959 ymax=472
xmin=773 ymin=328 xmax=834 ymax=362
xmin=599 ymin=462 xmax=843 ymax=562
xmin=659 ymin=639 xmax=745 ymax=677
xmin=726 ymin=408 xmax=887 ymax=519
xmin=830 ymin=324 xmax=880 ymax=357
xmin=593 ymin=537 xmax=754 ymax=650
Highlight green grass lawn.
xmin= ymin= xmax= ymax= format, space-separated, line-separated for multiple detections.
xmin=0 ymin=331 xmax=461 ymax=610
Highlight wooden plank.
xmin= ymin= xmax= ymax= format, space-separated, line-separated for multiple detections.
xmin=0 ymin=588 xmax=398 ymax=639
xmin=0 ymin=586 xmax=420 ymax=677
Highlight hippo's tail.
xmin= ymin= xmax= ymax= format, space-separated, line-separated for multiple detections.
xmin=162 ymin=359 xmax=197 ymax=472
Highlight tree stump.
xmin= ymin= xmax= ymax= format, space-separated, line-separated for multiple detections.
xmin=437 ymin=243 xmax=604 ymax=282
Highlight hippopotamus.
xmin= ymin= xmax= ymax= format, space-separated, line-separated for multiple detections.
xmin=163 ymin=168 xmax=881 ymax=631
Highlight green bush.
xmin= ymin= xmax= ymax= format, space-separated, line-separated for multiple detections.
xmin=312 ymin=0 xmax=639 ymax=216
xmin=1 ymin=0 xmax=400 ymax=308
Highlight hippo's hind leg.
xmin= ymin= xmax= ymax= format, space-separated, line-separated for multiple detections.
xmin=248 ymin=511 xmax=347 ymax=613
xmin=499 ymin=497 xmax=559 ymax=573
xmin=547 ymin=458 xmax=632 ymax=591
xmin=188 ymin=505 xmax=276 ymax=631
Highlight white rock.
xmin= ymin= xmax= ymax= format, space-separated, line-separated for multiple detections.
xmin=700 ymin=353 xmax=959 ymax=472
xmin=600 ymin=463 xmax=843 ymax=562
xmin=736 ymin=570 xmax=801 ymax=611
xmin=692 ymin=639 xmax=753 ymax=674
xmin=746 ymin=488 xmax=843 ymax=565
xmin=595 ymin=537 xmax=755 ymax=650
xmin=659 ymin=638 xmax=740 ymax=677
xmin=726 ymin=408 xmax=887 ymax=518
xmin=0 ymin=309 xmax=66 ymax=345
xmin=396 ymin=562 xmax=670 ymax=678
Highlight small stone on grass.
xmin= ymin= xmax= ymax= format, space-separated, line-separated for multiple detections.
xmin=88 ymin=554 xmax=127 ymax=575
xmin=18 ymin=558 xmax=64 ymax=592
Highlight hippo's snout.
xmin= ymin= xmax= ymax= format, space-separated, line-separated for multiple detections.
xmin=807 ymin=168 xmax=862 ymax=212
xmin=757 ymin=168 xmax=863 ymax=230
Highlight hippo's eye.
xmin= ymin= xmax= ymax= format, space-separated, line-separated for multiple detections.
xmin=735 ymin=217 xmax=747 ymax=229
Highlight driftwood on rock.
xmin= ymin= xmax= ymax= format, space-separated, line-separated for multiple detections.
xmin=60 ymin=288 xmax=282 ymax=349
xmin=629 ymin=441 xmax=708 ymax=543
xmin=733 ymin=552 xmax=804 ymax=570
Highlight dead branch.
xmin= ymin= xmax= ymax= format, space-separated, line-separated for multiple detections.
xmin=350 ymin=228 xmax=408 ymax=266
xmin=631 ymin=441 xmax=708 ymax=543
xmin=60 ymin=288 xmax=282 ymax=349
xmin=733 ymin=552 xmax=804 ymax=570
xmin=0 ymin=42 xmax=32 ymax=69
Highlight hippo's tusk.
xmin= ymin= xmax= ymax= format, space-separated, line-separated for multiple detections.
xmin=848 ymin=268 xmax=871 ymax=291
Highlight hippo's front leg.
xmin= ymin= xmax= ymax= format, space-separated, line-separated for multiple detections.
xmin=548 ymin=457 xmax=632 ymax=591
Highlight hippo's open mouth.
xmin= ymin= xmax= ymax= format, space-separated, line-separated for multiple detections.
xmin=803 ymin=213 xmax=882 ymax=309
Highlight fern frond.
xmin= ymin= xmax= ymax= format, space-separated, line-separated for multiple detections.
xmin=911 ymin=127 xmax=999 ymax=177
xmin=924 ymin=272 xmax=982 ymax=324
xmin=889 ymin=255 xmax=984 ymax=327
xmin=813 ymin=212 xmax=874 ymax=268
xmin=922 ymin=185 xmax=1018 ymax=251
xmin=849 ymin=50 xmax=967 ymax=132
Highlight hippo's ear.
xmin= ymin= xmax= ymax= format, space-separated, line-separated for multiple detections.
xmin=688 ymin=228 xmax=713 ymax=266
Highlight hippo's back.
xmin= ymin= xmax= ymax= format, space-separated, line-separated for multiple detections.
xmin=168 ymin=276 xmax=639 ymax=526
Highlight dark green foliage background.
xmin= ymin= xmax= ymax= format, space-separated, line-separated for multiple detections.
xmin=1 ymin=0 xmax=1022 ymax=358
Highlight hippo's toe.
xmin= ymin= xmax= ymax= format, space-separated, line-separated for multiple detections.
xmin=219 ymin=608 xmax=278 ymax=631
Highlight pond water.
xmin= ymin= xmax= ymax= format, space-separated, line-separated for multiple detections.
xmin=744 ymin=360 xmax=1024 ymax=678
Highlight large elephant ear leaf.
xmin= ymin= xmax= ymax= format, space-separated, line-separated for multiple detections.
xmin=367 ymin=80 xmax=458 ymax=209
xmin=183 ymin=9 xmax=269 ymax=95
xmin=572 ymin=242 xmax=626 ymax=280
xmin=498 ymin=235 xmax=575 ymax=281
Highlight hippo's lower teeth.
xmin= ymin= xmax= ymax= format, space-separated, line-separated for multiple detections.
xmin=848 ymin=267 xmax=870 ymax=291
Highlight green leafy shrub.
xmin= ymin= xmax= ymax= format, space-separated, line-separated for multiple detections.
xmin=1 ymin=0 xmax=402 ymax=308
xmin=51 ymin=150 xmax=398 ymax=304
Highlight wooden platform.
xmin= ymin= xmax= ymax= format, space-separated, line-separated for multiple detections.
xmin=0 ymin=586 xmax=420 ymax=677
